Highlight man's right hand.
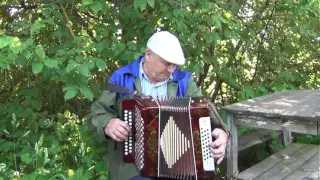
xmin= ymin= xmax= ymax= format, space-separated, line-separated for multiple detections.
xmin=104 ymin=118 xmax=131 ymax=142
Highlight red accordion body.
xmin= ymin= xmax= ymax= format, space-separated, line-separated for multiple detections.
xmin=122 ymin=96 xmax=216 ymax=180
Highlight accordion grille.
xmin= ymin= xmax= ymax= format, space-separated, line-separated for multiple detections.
xmin=134 ymin=106 xmax=144 ymax=170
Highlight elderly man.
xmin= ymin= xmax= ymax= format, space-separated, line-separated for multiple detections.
xmin=86 ymin=31 xmax=230 ymax=180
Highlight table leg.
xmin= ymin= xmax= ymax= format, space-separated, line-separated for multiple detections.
xmin=283 ymin=130 xmax=292 ymax=147
xmin=227 ymin=114 xmax=239 ymax=179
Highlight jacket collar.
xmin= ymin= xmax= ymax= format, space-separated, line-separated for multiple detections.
xmin=125 ymin=55 xmax=187 ymax=82
xmin=134 ymin=77 xmax=178 ymax=97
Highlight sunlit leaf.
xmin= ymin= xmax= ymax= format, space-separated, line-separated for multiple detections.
xmin=64 ymin=88 xmax=78 ymax=100
xmin=35 ymin=45 xmax=45 ymax=60
xmin=66 ymin=60 xmax=77 ymax=73
xmin=94 ymin=58 xmax=106 ymax=69
xmin=82 ymin=0 xmax=93 ymax=6
xmin=147 ymin=0 xmax=155 ymax=8
xmin=134 ymin=0 xmax=147 ymax=11
xmin=32 ymin=63 xmax=43 ymax=74
xmin=79 ymin=64 xmax=89 ymax=77
xmin=0 ymin=36 xmax=10 ymax=49
xmin=80 ymin=86 xmax=93 ymax=101
xmin=21 ymin=153 xmax=32 ymax=164
xmin=91 ymin=2 xmax=102 ymax=14
xmin=44 ymin=58 xmax=58 ymax=68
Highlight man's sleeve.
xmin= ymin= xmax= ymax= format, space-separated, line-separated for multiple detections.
xmin=185 ymin=76 xmax=230 ymax=135
xmin=85 ymin=89 xmax=118 ymax=142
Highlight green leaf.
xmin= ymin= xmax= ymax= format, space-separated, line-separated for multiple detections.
xmin=82 ymin=0 xmax=93 ymax=6
xmin=32 ymin=63 xmax=43 ymax=74
xmin=223 ymin=29 xmax=232 ymax=38
xmin=9 ymin=37 xmax=21 ymax=54
xmin=66 ymin=60 xmax=77 ymax=73
xmin=44 ymin=58 xmax=58 ymax=68
xmin=79 ymin=64 xmax=89 ymax=77
xmin=30 ymin=20 xmax=46 ymax=36
xmin=218 ymin=16 xmax=229 ymax=24
xmin=35 ymin=45 xmax=45 ymax=60
xmin=213 ymin=32 xmax=221 ymax=42
xmin=80 ymin=86 xmax=93 ymax=101
xmin=215 ymin=18 xmax=221 ymax=29
xmin=21 ymin=172 xmax=37 ymax=180
xmin=134 ymin=0 xmax=147 ymax=11
xmin=0 ymin=35 xmax=10 ymax=49
xmin=23 ymin=50 xmax=33 ymax=59
xmin=21 ymin=153 xmax=32 ymax=164
xmin=91 ymin=2 xmax=102 ymax=14
xmin=205 ymin=33 xmax=214 ymax=44
xmin=64 ymin=88 xmax=78 ymax=100
xmin=94 ymin=58 xmax=106 ymax=69
xmin=147 ymin=0 xmax=155 ymax=8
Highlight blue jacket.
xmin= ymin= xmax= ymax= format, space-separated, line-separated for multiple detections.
xmin=108 ymin=55 xmax=192 ymax=99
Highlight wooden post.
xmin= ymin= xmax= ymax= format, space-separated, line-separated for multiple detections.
xmin=283 ymin=130 xmax=292 ymax=147
xmin=227 ymin=113 xmax=238 ymax=179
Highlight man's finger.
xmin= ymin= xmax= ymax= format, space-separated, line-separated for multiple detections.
xmin=117 ymin=126 xmax=129 ymax=137
xmin=217 ymin=156 xmax=224 ymax=165
xmin=119 ymin=120 xmax=131 ymax=132
xmin=210 ymin=139 xmax=222 ymax=148
xmin=212 ymin=151 xmax=224 ymax=158
xmin=110 ymin=134 xmax=122 ymax=142
xmin=210 ymin=145 xmax=225 ymax=154
xmin=115 ymin=130 xmax=127 ymax=141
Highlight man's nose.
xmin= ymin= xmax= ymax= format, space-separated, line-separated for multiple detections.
xmin=167 ymin=65 xmax=176 ymax=73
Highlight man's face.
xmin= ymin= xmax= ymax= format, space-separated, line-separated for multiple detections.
xmin=144 ymin=49 xmax=177 ymax=83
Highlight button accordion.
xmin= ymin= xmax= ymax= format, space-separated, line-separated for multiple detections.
xmin=122 ymin=95 xmax=216 ymax=180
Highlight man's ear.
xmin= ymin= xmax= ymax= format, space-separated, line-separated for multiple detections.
xmin=145 ymin=48 xmax=152 ymax=62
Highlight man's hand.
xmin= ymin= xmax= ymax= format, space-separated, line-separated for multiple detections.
xmin=209 ymin=128 xmax=228 ymax=165
xmin=104 ymin=118 xmax=131 ymax=142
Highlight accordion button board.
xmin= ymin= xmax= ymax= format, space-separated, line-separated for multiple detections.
xmin=199 ymin=117 xmax=215 ymax=172
xmin=124 ymin=110 xmax=133 ymax=155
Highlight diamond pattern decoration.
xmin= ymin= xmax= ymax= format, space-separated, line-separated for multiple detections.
xmin=160 ymin=116 xmax=190 ymax=169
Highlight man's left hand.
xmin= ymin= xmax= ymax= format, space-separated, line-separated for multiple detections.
xmin=209 ymin=128 xmax=228 ymax=165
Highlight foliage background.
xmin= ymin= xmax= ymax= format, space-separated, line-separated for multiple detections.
xmin=0 ymin=0 xmax=319 ymax=179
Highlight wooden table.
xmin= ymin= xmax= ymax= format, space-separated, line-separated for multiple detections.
xmin=222 ymin=90 xmax=320 ymax=180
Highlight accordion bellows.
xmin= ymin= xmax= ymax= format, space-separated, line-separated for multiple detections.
xmin=122 ymin=96 xmax=216 ymax=180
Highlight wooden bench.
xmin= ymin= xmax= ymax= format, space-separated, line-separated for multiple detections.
xmin=222 ymin=90 xmax=320 ymax=180
xmin=237 ymin=143 xmax=319 ymax=180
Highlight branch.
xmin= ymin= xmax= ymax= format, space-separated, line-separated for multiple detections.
xmin=211 ymin=79 xmax=222 ymax=103
xmin=251 ymin=0 xmax=278 ymax=85
xmin=197 ymin=63 xmax=210 ymax=87
xmin=60 ymin=4 xmax=76 ymax=40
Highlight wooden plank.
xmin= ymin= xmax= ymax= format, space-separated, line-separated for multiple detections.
xmin=283 ymin=150 xmax=320 ymax=180
xmin=237 ymin=143 xmax=305 ymax=180
xmin=227 ymin=114 xmax=239 ymax=179
xmin=281 ymin=119 xmax=320 ymax=135
xmin=254 ymin=144 xmax=319 ymax=180
xmin=238 ymin=129 xmax=278 ymax=151
xmin=234 ymin=115 xmax=319 ymax=135
xmin=281 ymin=94 xmax=320 ymax=121
xmin=222 ymin=90 xmax=319 ymax=117
xmin=307 ymin=170 xmax=320 ymax=179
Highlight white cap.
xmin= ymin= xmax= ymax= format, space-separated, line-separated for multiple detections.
xmin=147 ymin=31 xmax=186 ymax=66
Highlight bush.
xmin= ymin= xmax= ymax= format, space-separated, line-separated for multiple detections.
xmin=0 ymin=106 xmax=108 ymax=180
